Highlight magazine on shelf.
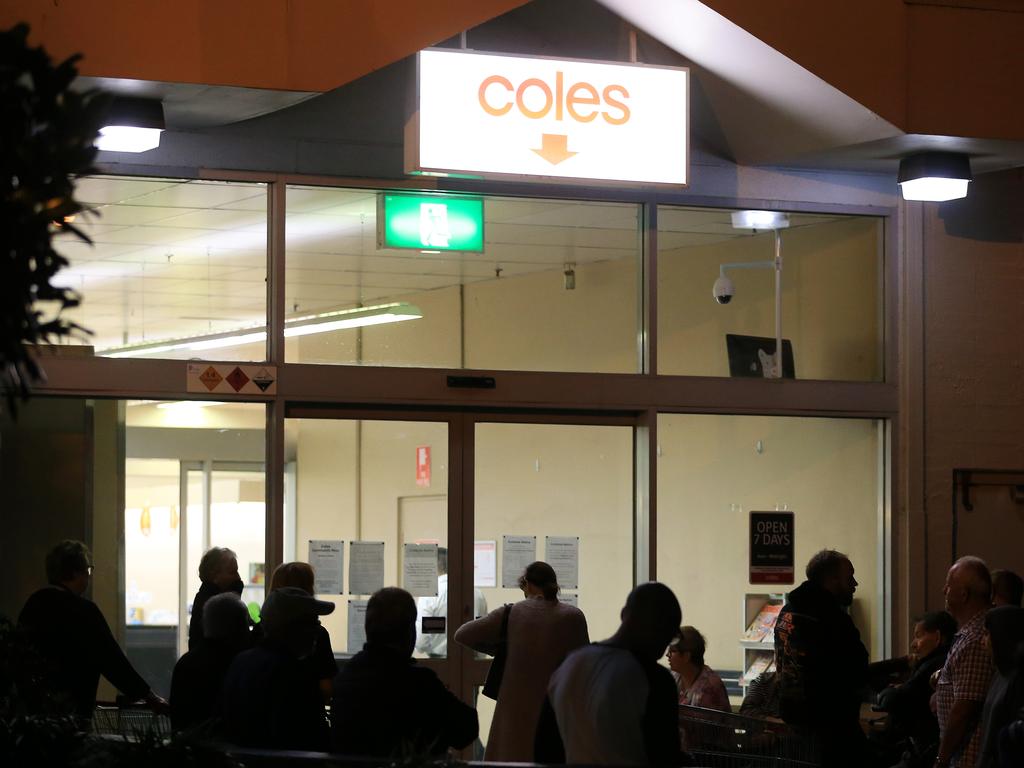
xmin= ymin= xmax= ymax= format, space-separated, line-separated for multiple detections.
xmin=743 ymin=603 xmax=782 ymax=642
xmin=743 ymin=652 xmax=774 ymax=684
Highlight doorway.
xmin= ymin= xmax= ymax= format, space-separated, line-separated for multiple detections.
xmin=283 ymin=406 xmax=641 ymax=720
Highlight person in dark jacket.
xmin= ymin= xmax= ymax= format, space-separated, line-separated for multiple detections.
xmin=17 ymin=540 xmax=166 ymax=721
xmin=775 ymin=549 xmax=868 ymax=767
xmin=220 ymin=587 xmax=335 ymax=751
xmin=978 ymin=607 xmax=1024 ymax=768
xmin=188 ymin=546 xmax=243 ymax=651
xmin=169 ymin=592 xmax=250 ymax=732
xmin=871 ymin=610 xmax=957 ymax=766
xmin=269 ymin=561 xmax=337 ymax=703
xmin=332 ymin=587 xmax=478 ymax=757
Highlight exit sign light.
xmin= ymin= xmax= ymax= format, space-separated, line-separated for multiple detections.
xmin=378 ymin=193 xmax=484 ymax=253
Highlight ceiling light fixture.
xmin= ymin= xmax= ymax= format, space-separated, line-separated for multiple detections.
xmin=897 ymin=152 xmax=972 ymax=202
xmin=100 ymin=302 xmax=423 ymax=358
xmin=730 ymin=210 xmax=790 ymax=231
xmin=95 ymin=96 xmax=166 ymax=153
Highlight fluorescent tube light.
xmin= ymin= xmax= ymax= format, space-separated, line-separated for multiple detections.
xmin=100 ymin=302 xmax=422 ymax=358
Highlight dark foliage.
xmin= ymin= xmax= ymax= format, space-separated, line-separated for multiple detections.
xmin=0 ymin=23 xmax=105 ymax=407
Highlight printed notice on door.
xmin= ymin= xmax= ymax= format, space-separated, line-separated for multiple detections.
xmin=349 ymin=541 xmax=385 ymax=595
xmin=308 ymin=539 xmax=344 ymax=594
xmin=474 ymin=540 xmax=497 ymax=588
xmin=347 ymin=600 xmax=368 ymax=653
xmin=403 ymin=543 xmax=438 ymax=597
xmin=501 ymin=535 xmax=536 ymax=588
xmin=545 ymin=536 xmax=580 ymax=590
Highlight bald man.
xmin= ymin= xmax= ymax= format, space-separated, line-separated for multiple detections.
xmin=934 ymin=556 xmax=995 ymax=768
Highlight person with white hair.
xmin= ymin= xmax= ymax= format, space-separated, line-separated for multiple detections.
xmin=935 ymin=556 xmax=995 ymax=768
xmin=188 ymin=546 xmax=243 ymax=651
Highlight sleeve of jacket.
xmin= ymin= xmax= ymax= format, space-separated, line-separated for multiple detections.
xmin=88 ymin=601 xmax=150 ymax=701
xmin=453 ymin=605 xmax=506 ymax=655
xmin=423 ymin=669 xmax=478 ymax=750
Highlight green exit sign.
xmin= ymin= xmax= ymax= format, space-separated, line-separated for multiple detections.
xmin=378 ymin=193 xmax=484 ymax=253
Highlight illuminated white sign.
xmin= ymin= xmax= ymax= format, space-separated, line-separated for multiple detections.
xmin=407 ymin=49 xmax=688 ymax=186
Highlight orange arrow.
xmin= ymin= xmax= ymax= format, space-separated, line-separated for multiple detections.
xmin=532 ymin=133 xmax=577 ymax=165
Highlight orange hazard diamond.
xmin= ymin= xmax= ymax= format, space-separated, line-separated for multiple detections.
xmin=199 ymin=366 xmax=223 ymax=391
xmin=226 ymin=366 xmax=250 ymax=392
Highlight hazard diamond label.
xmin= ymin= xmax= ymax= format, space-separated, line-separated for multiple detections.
xmin=252 ymin=368 xmax=275 ymax=392
xmin=226 ymin=367 xmax=250 ymax=392
xmin=187 ymin=363 xmax=277 ymax=395
xmin=199 ymin=366 xmax=223 ymax=391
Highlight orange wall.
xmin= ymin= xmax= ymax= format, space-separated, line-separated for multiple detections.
xmin=704 ymin=0 xmax=1024 ymax=142
xmin=0 ymin=0 xmax=528 ymax=92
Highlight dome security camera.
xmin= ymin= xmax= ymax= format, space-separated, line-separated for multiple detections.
xmin=712 ymin=274 xmax=735 ymax=305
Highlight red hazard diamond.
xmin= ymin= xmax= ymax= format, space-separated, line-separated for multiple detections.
xmin=226 ymin=366 xmax=250 ymax=392
xmin=199 ymin=366 xmax=223 ymax=391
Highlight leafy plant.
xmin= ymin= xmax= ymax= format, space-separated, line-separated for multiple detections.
xmin=0 ymin=23 xmax=105 ymax=408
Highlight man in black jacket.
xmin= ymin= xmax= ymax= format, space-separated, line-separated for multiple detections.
xmin=188 ymin=546 xmax=243 ymax=651
xmin=332 ymin=587 xmax=478 ymax=757
xmin=18 ymin=540 xmax=166 ymax=721
xmin=775 ymin=549 xmax=868 ymax=767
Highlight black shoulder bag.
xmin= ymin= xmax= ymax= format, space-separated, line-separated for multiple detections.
xmin=481 ymin=603 xmax=512 ymax=700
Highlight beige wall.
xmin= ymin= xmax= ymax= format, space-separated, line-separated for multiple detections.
xmin=657 ymin=414 xmax=882 ymax=672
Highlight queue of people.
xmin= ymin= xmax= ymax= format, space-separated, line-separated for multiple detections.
xmin=15 ymin=538 xmax=1024 ymax=768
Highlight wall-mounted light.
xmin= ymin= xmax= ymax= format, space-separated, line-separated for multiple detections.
xmin=897 ymin=152 xmax=971 ymax=202
xmin=564 ymin=263 xmax=576 ymax=290
xmin=95 ymin=96 xmax=165 ymax=153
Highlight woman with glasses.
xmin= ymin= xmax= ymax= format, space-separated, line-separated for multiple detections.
xmin=667 ymin=626 xmax=731 ymax=713
xmin=455 ymin=561 xmax=589 ymax=761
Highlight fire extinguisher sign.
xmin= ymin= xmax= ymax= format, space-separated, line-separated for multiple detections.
xmin=416 ymin=446 xmax=431 ymax=487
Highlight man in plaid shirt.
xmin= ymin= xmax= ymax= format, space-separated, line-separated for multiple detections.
xmin=934 ymin=556 xmax=994 ymax=768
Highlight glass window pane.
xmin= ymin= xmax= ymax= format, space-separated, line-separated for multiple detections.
xmin=125 ymin=459 xmax=181 ymax=626
xmin=657 ymin=207 xmax=883 ymax=380
xmin=285 ymin=187 xmax=640 ymax=372
xmin=54 ymin=176 xmax=268 ymax=361
xmin=656 ymin=414 xmax=884 ymax=702
xmin=126 ymin=400 xmax=266 ymax=691
xmin=472 ymin=422 xmax=634 ymax=645
xmin=287 ymin=418 xmax=450 ymax=659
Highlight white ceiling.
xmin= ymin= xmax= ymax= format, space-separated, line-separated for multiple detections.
xmin=55 ymin=176 xmax=846 ymax=353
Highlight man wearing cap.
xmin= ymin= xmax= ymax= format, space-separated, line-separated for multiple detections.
xmin=220 ymin=586 xmax=335 ymax=751
xmin=332 ymin=587 xmax=478 ymax=757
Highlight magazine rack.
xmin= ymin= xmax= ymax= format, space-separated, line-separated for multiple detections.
xmin=739 ymin=592 xmax=786 ymax=696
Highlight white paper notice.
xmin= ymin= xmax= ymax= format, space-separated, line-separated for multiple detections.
xmin=403 ymin=543 xmax=439 ymax=597
xmin=347 ymin=599 xmax=368 ymax=653
xmin=502 ymin=535 xmax=536 ymax=588
xmin=474 ymin=540 xmax=497 ymax=588
xmin=349 ymin=541 xmax=385 ymax=595
xmin=559 ymin=593 xmax=578 ymax=607
xmin=545 ymin=536 xmax=580 ymax=590
xmin=308 ymin=540 xmax=344 ymax=594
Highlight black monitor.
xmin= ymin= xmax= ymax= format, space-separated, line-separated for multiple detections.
xmin=726 ymin=334 xmax=795 ymax=379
